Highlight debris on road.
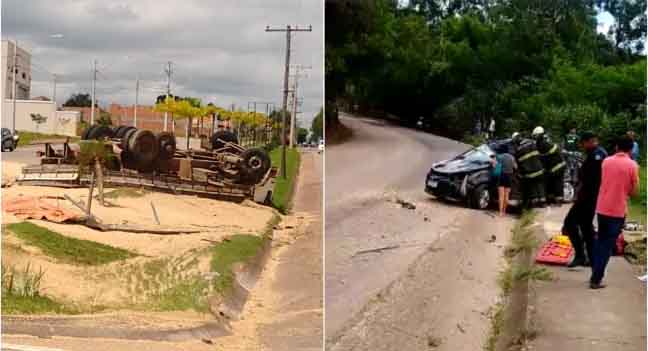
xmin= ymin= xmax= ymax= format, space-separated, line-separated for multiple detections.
xmin=3 ymin=196 xmax=81 ymax=223
xmin=396 ymin=198 xmax=416 ymax=210
xmin=487 ymin=235 xmax=497 ymax=243
xmin=353 ymin=244 xmax=401 ymax=257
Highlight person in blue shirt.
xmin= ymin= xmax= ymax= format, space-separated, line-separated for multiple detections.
xmin=627 ymin=131 xmax=640 ymax=161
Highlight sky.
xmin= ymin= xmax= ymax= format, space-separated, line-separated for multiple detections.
xmin=1 ymin=0 xmax=323 ymax=128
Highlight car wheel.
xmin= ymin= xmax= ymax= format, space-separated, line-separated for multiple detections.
xmin=563 ymin=181 xmax=575 ymax=203
xmin=470 ymin=184 xmax=490 ymax=210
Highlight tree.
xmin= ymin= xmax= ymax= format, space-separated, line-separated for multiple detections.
xmin=311 ymin=108 xmax=323 ymax=141
xmin=63 ymin=93 xmax=92 ymax=107
xmin=97 ymin=111 xmax=112 ymax=126
xmin=297 ymin=128 xmax=309 ymax=144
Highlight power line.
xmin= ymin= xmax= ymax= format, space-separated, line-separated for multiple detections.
xmin=264 ymin=24 xmax=312 ymax=178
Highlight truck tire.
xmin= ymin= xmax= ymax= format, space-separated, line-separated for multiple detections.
xmin=128 ymin=130 xmax=159 ymax=169
xmin=86 ymin=125 xmax=114 ymax=140
xmin=121 ymin=128 xmax=138 ymax=151
xmin=115 ymin=126 xmax=136 ymax=139
xmin=211 ymin=131 xmax=239 ymax=150
xmin=470 ymin=184 xmax=490 ymax=210
xmin=239 ymin=148 xmax=271 ymax=184
xmin=156 ymin=132 xmax=176 ymax=159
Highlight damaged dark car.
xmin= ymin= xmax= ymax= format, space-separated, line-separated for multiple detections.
xmin=425 ymin=140 xmax=581 ymax=210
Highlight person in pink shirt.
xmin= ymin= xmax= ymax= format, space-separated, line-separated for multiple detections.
xmin=590 ymin=135 xmax=639 ymax=289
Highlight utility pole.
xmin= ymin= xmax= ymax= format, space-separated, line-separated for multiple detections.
xmin=164 ymin=61 xmax=172 ymax=132
xmin=134 ymin=75 xmax=139 ymax=128
xmin=11 ymin=39 xmax=18 ymax=133
xmin=265 ymin=24 xmax=312 ymax=178
xmin=52 ymin=73 xmax=57 ymax=107
xmin=289 ymin=64 xmax=311 ymax=148
xmin=90 ymin=59 xmax=97 ymax=125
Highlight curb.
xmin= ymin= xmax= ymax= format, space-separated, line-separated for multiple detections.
xmin=494 ymin=212 xmax=545 ymax=351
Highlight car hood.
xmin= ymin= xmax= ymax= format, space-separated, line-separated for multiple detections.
xmin=431 ymin=158 xmax=490 ymax=174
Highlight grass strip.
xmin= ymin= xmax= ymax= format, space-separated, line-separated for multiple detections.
xmin=269 ymin=147 xmax=301 ymax=214
xmin=7 ymin=222 xmax=137 ymax=266
xmin=210 ymin=234 xmax=265 ymax=294
xmin=17 ymin=131 xmax=79 ymax=147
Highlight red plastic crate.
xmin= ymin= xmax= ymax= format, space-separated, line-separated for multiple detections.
xmin=536 ymin=241 xmax=573 ymax=265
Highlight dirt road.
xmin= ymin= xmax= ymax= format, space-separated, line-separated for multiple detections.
xmin=325 ymin=113 xmax=514 ymax=350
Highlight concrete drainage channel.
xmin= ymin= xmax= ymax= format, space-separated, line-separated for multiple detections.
xmin=488 ymin=211 xmax=546 ymax=351
xmin=1 ymin=229 xmax=276 ymax=342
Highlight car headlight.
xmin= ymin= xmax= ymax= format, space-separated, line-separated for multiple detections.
xmin=12 ymin=135 xmax=19 ymax=141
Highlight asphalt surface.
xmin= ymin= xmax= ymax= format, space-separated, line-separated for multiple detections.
xmin=325 ymin=113 xmax=513 ymax=350
xmin=257 ymin=149 xmax=323 ymax=350
xmin=1 ymin=145 xmax=40 ymax=165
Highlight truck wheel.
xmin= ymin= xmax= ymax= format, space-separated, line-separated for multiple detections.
xmin=81 ymin=125 xmax=96 ymax=140
xmin=128 ymin=130 xmax=159 ymax=170
xmin=211 ymin=131 xmax=239 ymax=150
xmin=86 ymin=125 xmax=114 ymax=140
xmin=240 ymin=148 xmax=271 ymax=184
xmin=470 ymin=184 xmax=490 ymax=210
xmin=115 ymin=126 xmax=135 ymax=139
xmin=156 ymin=132 xmax=176 ymax=159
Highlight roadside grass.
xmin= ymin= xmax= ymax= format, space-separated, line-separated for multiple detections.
xmin=7 ymin=222 xmax=137 ymax=266
xmin=270 ymin=147 xmax=301 ymax=213
xmin=1 ymin=263 xmax=75 ymax=315
xmin=209 ymin=234 xmax=265 ymax=294
xmin=103 ymin=187 xmax=148 ymax=199
xmin=628 ymin=162 xmax=646 ymax=226
xmin=17 ymin=131 xmax=79 ymax=147
xmin=486 ymin=211 xmax=551 ymax=351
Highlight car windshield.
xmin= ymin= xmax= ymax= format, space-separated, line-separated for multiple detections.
xmin=1 ymin=128 xmax=9 ymax=137
xmin=455 ymin=145 xmax=493 ymax=163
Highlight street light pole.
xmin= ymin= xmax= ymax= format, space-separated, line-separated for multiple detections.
xmin=11 ymin=39 xmax=18 ymax=133
xmin=90 ymin=59 xmax=97 ymax=125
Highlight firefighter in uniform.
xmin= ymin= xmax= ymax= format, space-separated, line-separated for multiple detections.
xmin=511 ymin=132 xmax=546 ymax=208
xmin=532 ymin=126 xmax=566 ymax=203
xmin=562 ymin=131 xmax=607 ymax=267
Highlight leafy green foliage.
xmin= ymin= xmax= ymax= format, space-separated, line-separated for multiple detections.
xmin=209 ymin=234 xmax=265 ymax=293
xmin=269 ymin=147 xmax=301 ymax=213
xmin=7 ymin=222 xmax=137 ymax=266
xmin=311 ymin=108 xmax=323 ymax=141
xmin=326 ymin=0 xmax=646 ymax=147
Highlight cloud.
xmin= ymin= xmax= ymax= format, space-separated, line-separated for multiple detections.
xmin=1 ymin=0 xmax=323 ymax=125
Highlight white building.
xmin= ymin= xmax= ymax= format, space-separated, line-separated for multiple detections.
xmin=1 ymin=40 xmax=79 ymax=136
xmin=1 ymin=40 xmax=31 ymax=99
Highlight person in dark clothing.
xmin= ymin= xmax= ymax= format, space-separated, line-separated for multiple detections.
xmin=533 ymin=127 xmax=566 ymax=204
xmin=562 ymin=131 xmax=607 ymax=268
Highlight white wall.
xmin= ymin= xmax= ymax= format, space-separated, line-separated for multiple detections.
xmin=2 ymin=99 xmax=79 ymax=136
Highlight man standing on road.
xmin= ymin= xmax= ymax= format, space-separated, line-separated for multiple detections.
xmin=590 ymin=136 xmax=639 ymax=289
xmin=562 ymin=132 xmax=606 ymax=268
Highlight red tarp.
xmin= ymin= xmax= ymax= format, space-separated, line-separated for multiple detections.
xmin=3 ymin=197 xmax=80 ymax=223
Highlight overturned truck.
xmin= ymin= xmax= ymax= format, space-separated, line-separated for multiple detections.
xmin=18 ymin=126 xmax=276 ymax=203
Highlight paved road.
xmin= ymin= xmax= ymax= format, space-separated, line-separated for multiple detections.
xmin=1 ymin=145 xmax=40 ymax=165
xmin=325 ymin=114 xmax=514 ymax=350
xmin=257 ymin=149 xmax=323 ymax=350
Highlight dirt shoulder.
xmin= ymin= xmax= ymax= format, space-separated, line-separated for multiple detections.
xmin=527 ymin=206 xmax=647 ymax=351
